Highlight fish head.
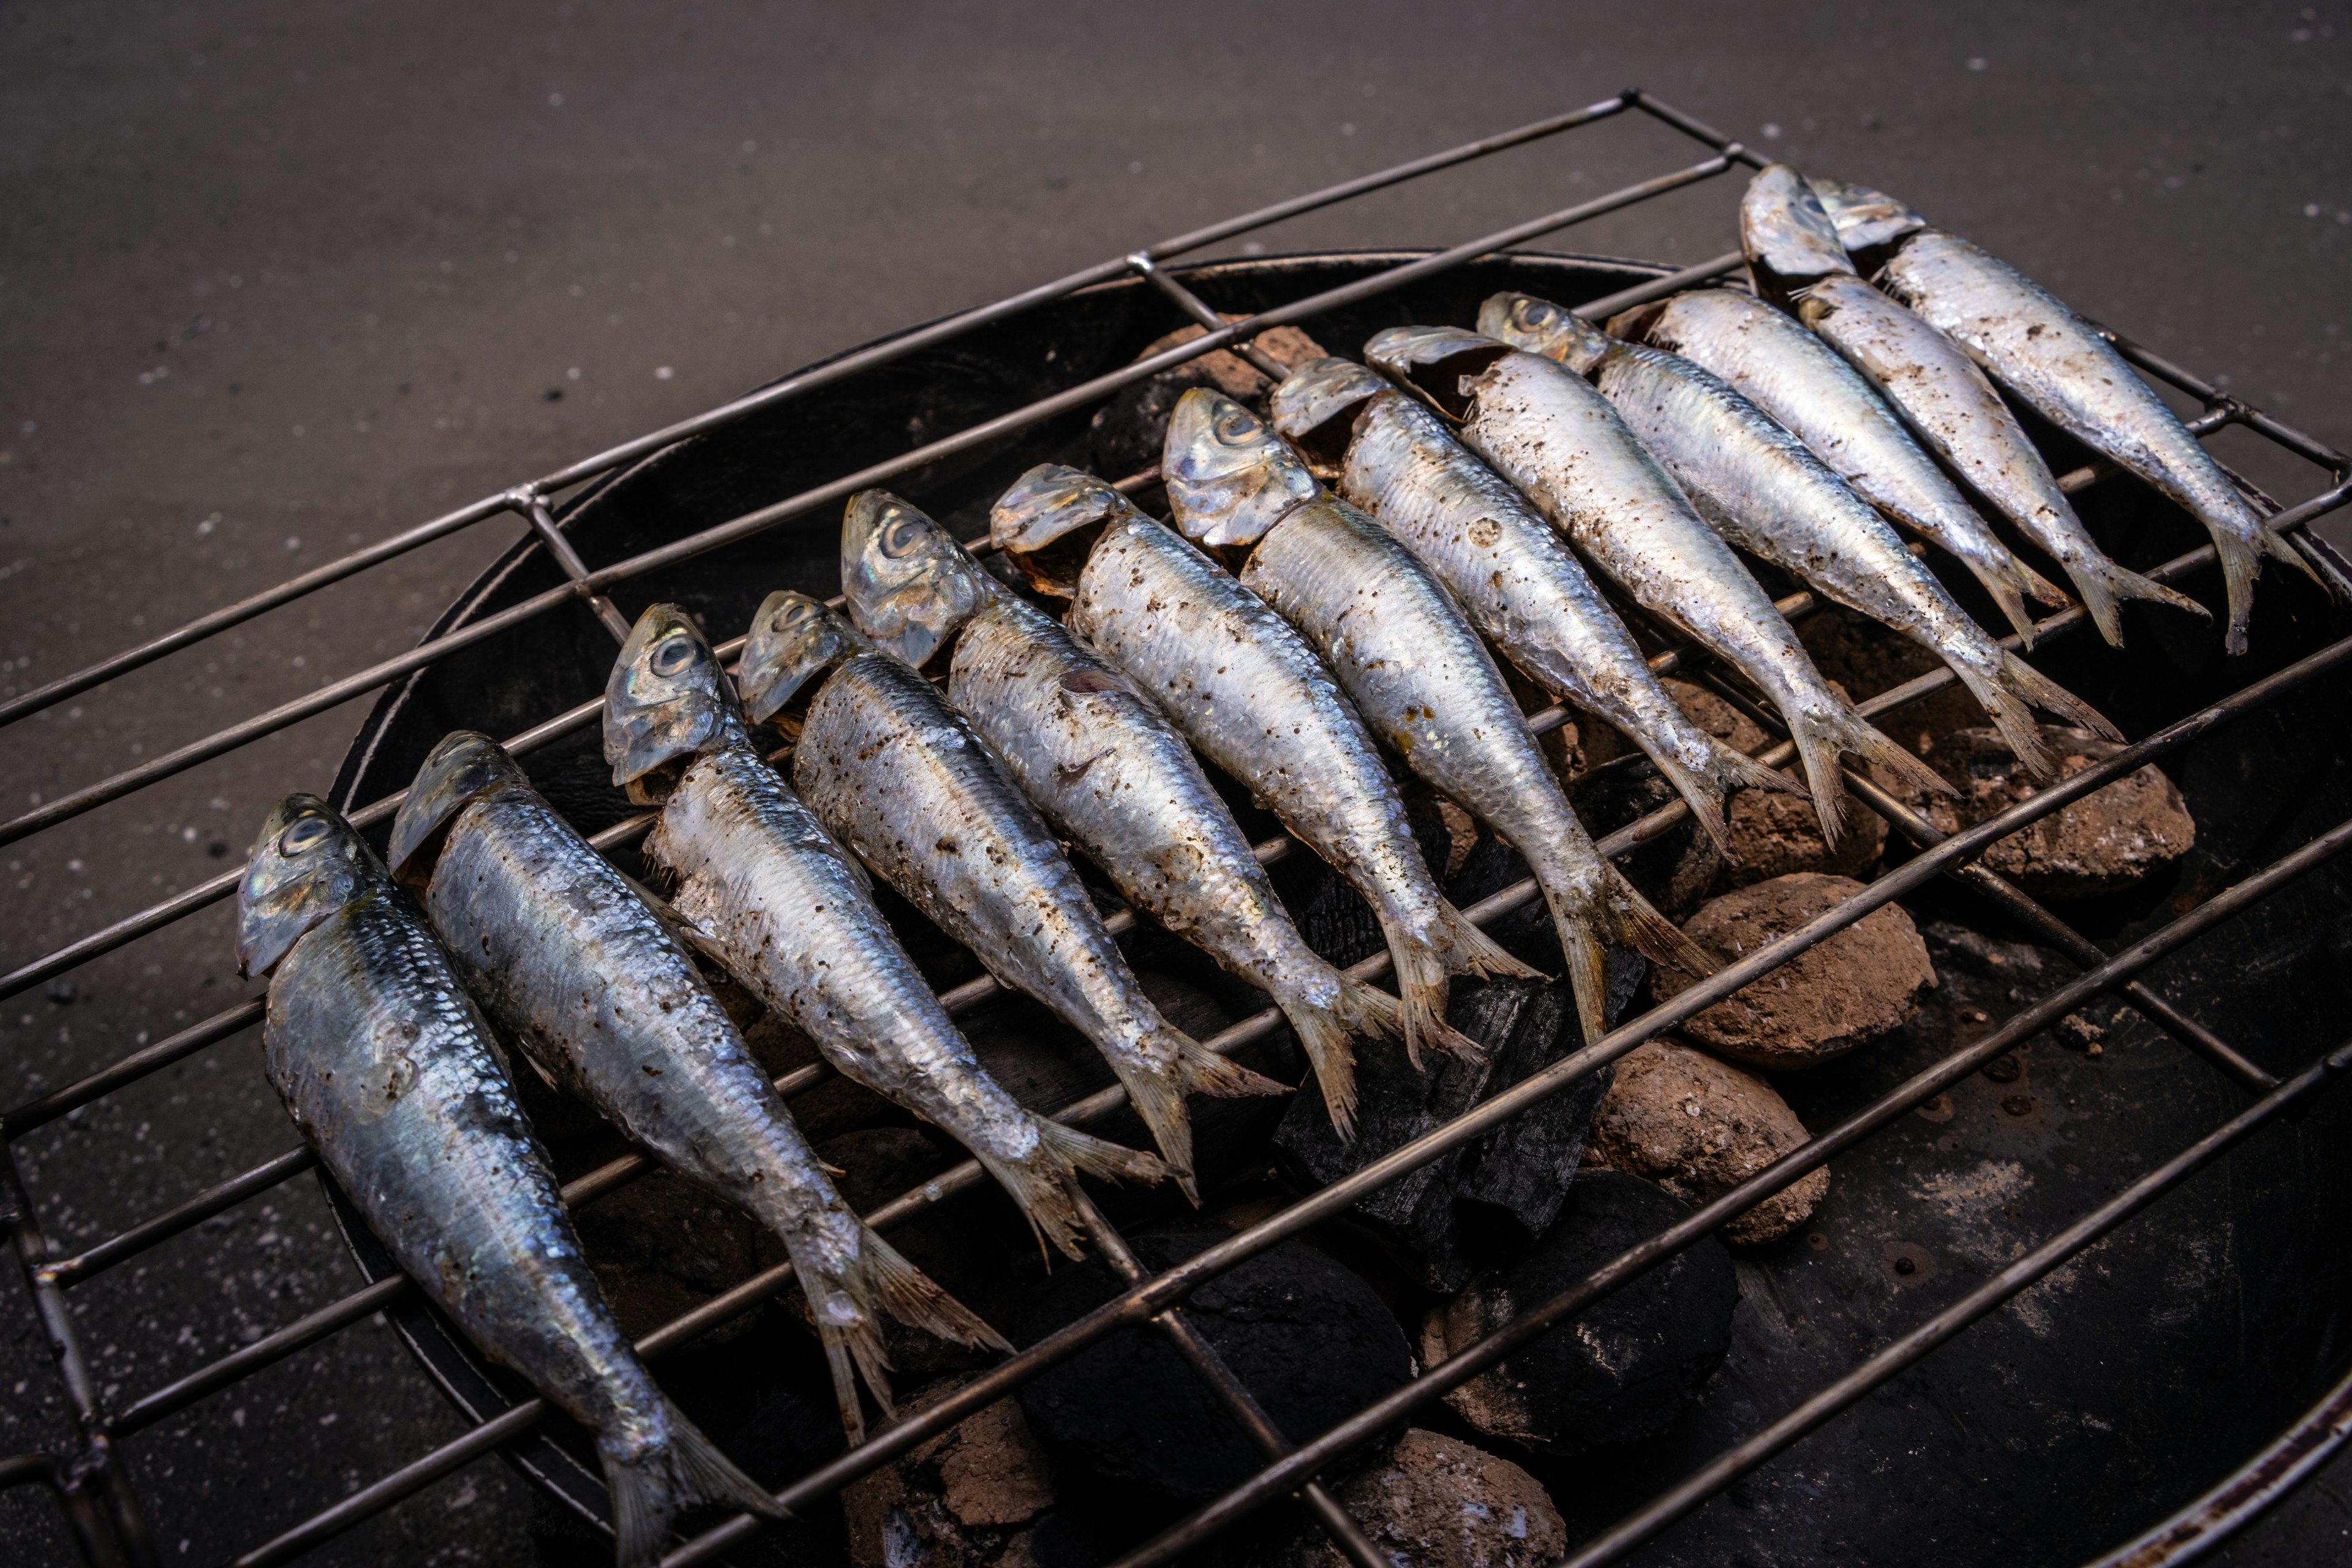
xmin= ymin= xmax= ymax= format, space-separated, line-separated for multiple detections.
xmin=1476 ymin=292 xmax=1613 ymax=375
xmin=841 ymin=490 xmax=993 ymax=671
xmin=737 ymin=590 xmax=872 ymax=733
xmin=1162 ymin=388 xmax=1321 ymax=552
xmin=1362 ymin=325 xmax=1512 ymax=423
xmin=989 ymin=464 xmax=1143 ymax=598
xmin=386 ymin=731 xmax=535 ymax=885
xmin=1268 ymin=358 xmax=1387 ymax=480
xmin=236 ymin=794 xmax=383 ymax=978
xmin=1807 ymin=176 xmax=1927 ymax=258
xmin=1740 ymin=165 xmax=1857 ymax=307
xmin=603 ymin=603 xmax=745 ymax=795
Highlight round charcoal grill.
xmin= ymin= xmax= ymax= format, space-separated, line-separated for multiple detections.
xmin=5 ymin=92 xmax=2351 ymax=1568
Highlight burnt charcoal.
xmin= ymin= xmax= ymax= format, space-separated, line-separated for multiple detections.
xmin=1423 ymin=1170 xmax=1736 ymax=1454
xmin=1567 ymin=758 xmax=1722 ymax=921
xmin=842 ymin=1374 xmax=1062 ymax=1568
xmin=1274 ymin=942 xmax=1635 ymax=1291
xmin=1014 ymin=1232 xmax=1411 ymax=1501
xmin=1286 ymin=801 xmax=1458 ymax=970
xmin=1449 ymin=954 xmax=1640 ymax=1248
xmin=1248 ymin=1428 xmax=1566 ymax=1568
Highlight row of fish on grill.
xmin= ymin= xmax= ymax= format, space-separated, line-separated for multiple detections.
xmin=228 ymin=163 xmax=2314 ymax=1564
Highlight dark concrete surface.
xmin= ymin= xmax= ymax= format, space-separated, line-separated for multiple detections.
xmin=2 ymin=2 xmax=2348 ymax=1564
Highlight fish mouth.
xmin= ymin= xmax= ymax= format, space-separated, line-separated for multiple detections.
xmin=1806 ymin=175 xmax=1928 ymax=257
xmin=1162 ymin=387 xmax=1321 ymax=550
xmin=1740 ymin=164 xmax=1858 ymax=306
xmin=603 ymin=603 xmax=744 ymax=793
xmin=840 ymin=490 xmax=990 ymax=671
xmin=1362 ymin=325 xmax=1510 ymax=423
xmin=738 ymin=590 xmax=870 ymax=728
xmin=990 ymin=464 xmax=1142 ymax=598
xmin=1268 ymin=358 xmax=1387 ymax=481
xmin=236 ymin=793 xmax=379 ymax=979
xmin=387 ymin=730 xmax=532 ymax=883
xmin=1476 ymin=292 xmax=1612 ymax=374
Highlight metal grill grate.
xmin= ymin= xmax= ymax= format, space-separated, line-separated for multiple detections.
xmin=5 ymin=89 xmax=2351 ymax=1568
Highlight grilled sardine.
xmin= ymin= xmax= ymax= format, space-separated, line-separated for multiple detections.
xmin=1270 ymin=355 xmax=1797 ymax=851
xmin=606 ymin=604 xmax=1165 ymax=1261
xmin=236 ymin=796 xmax=780 ymax=1567
xmin=387 ymin=731 xmax=1008 ymax=1443
xmin=1740 ymin=164 xmax=2206 ymax=648
xmin=760 ymin=500 xmax=1283 ymax=1200
xmin=1163 ymin=388 xmax=1714 ymax=1047
xmin=831 ymin=496 xmax=1393 ymax=1138
xmin=1482 ymin=287 xmax=2068 ymax=646
xmin=1365 ymin=324 xmax=1945 ymax=843
xmin=1476 ymin=307 xmax=2117 ymax=775
xmin=992 ymin=465 xmax=1532 ymax=1066
xmin=1807 ymin=174 xmax=2321 ymax=654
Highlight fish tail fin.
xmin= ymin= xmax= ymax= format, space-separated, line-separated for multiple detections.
xmin=1949 ymin=659 xmax=2060 ymax=779
xmin=1275 ymin=991 xmax=1365 ymax=1142
xmin=1785 ymin=698 xmax=1950 ymax=845
xmin=2071 ymin=552 xmax=2212 ymax=649
xmin=982 ymin=1121 xmax=1169 ymax=1261
xmin=854 ymin=1227 xmax=1014 ymax=1355
xmin=1379 ymin=919 xmax=1485 ymax=1072
xmin=2261 ymin=522 xmax=2330 ymax=590
xmin=2213 ymin=531 xmax=2296 ymax=657
xmin=1999 ymin=650 xmax=2121 ymax=741
xmin=1966 ymin=551 xmax=2070 ymax=647
xmin=1652 ymin=735 xmax=1806 ymax=860
xmin=1544 ymin=862 xmax=1712 ymax=1047
xmin=1113 ymin=1049 xmax=1202 ymax=1206
xmin=604 ymin=1409 xmax=786 ymax=1566
xmin=812 ymin=1319 xmax=876 ymax=1449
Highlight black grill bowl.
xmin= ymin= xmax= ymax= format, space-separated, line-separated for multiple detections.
xmin=329 ymin=252 xmax=2352 ymax=1567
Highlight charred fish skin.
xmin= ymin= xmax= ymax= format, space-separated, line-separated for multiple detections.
xmin=1270 ymin=356 xmax=1796 ymax=852
xmin=1492 ymin=287 xmax=2069 ymax=646
xmin=1738 ymin=164 xmax=2206 ymax=650
xmin=388 ymin=732 xmax=1008 ymax=1444
xmin=1479 ymin=312 xmax=2114 ymax=776
xmin=842 ymin=492 xmax=1392 ymax=1139
xmin=1830 ymin=201 xmax=2318 ymax=652
xmin=608 ymin=604 xmax=1164 ymax=1262
xmin=789 ymin=548 xmax=1281 ymax=1200
xmin=237 ymin=796 xmax=777 ymax=1568
xmin=998 ymin=468 xmax=1509 ymax=1067
xmin=1164 ymin=390 xmax=1707 ymax=1046
xmin=1364 ymin=324 xmax=1924 ymax=846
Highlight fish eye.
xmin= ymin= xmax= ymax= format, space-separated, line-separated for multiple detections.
xmin=650 ymin=634 xmax=698 ymax=677
xmin=279 ymin=815 xmax=332 ymax=855
xmin=1213 ymin=407 xmax=1263 ymax=443
xmin=881 ymin=513 xmax=928 ymax=558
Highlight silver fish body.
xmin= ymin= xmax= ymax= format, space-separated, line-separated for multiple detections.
xmin=837 ymin=496 xmax=1390 ymax=1137
xmin=1365 ymin=325 xmax=1928 ymax=845
xmin=1013 ymin=478 xmax=1521 ymax=1065
xmin=1224 ymin=485 xmax=1709 ymax=1045
xmin=1870 ymin=226 xmax=2315 ymax=653
xmin=1484 ymin=317 xmax=2114 ymax=775
xmin=238 ymin=796 xmax=777 ymax=1568
xmin=1519 ymin=287 xmax=2068 ymax=644
xmin=790 ymin=608 xmax=1280 ymax=1196
xmin=607 ymin=605 xmax=1163 ymax=1261
xmin=1271 ymin=359 xmax=1795 ymax=850
xmin=1738 ymin=164 xmax=2204 ymax=648
xmin=388 ymin=732 xmax=1006 ymax=1442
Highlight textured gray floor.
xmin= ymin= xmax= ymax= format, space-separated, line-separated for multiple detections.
xmin=2 ymin=2 xmax=2348 ymax=1563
